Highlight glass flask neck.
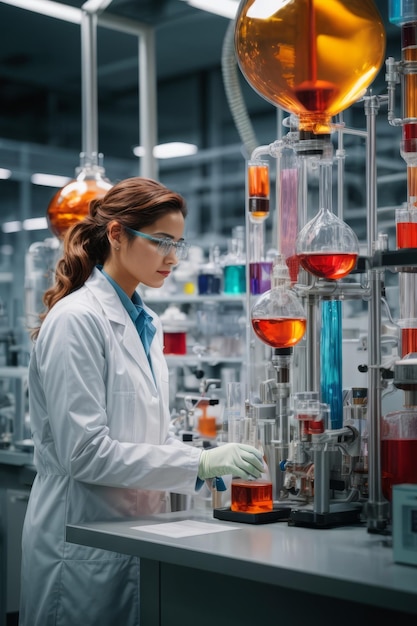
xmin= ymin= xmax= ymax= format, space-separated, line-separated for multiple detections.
xmin=75 ymin=151 xmax=107 ymax=180
xmin=319 ymin=156 xmax=334 ymax=216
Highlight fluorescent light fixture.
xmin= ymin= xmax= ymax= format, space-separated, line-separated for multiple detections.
xmin=31 ymin=173 xmax=72 ymax=187
xmin=182 ymin=0 xmax=238 ymax=19
xmin=23 ymin=217 xmax=49 ymax=231
xmin=0 ymin=0 xmax=81 ymax=24
xmin=2 ymin=221 xmax=22 ymax=234
xmin=133 ymin=142 xmax=198 ymax=159
xmin=0 ymin=168 xmax=12 ymax=179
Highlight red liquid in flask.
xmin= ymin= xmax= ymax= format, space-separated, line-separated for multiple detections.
xmin=381 ymin=439 xmax=417 ymax=501
xmin=397 ymin=222 xmax=417 ymax=249
xmin=231 ymin=480 xmax=273 ymax=513
xmin=297 ymin=252 xmax=357 ymax=280
xmin=252 ymin=317 xmax=306 ymax=348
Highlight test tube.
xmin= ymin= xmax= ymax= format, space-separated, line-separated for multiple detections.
xmin=320 ymin=299 xmax=343 ymax=429
xmin=279 ymin=151 xmax=299 ymax=283
xmin=247 ymin=160 xmax=269 ymax=223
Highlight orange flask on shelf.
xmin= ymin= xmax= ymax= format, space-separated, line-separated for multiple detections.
xmin=47 ymin=156 xmax=112 ymax=239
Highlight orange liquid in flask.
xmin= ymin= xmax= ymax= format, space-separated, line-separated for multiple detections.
xmin=235 ymin=0 xmax=385 ymax=133
xmin=47 ymin=178 xmax=112 ymax=239
xmin=252 ymin=317 xmax=306 ymax=348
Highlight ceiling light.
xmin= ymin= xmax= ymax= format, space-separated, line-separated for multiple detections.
xmin=2 ymin=221 xmax=22 ymax=234
xmin=23 ymin=217 xmax=49 ymax=231
xmin=183 ymin=0 xmax=238 ymax=19
xmin=31 ymin=173 xmax=72 ymax=187
xmin=0 ymin=168 xmax=12 ymax=179
xmin=0 ymin=0 xmax=81 ymax=24
xmin=133 ymin=142 xmax=198 ymax=159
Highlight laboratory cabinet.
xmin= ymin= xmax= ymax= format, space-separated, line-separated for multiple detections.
xmin=66 ymin=509 xmax=417 ymax=626
xmin=0 ymin=452 xmax=35 ymax=626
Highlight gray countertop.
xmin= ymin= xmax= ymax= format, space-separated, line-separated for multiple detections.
xmin=67 ymin=509 xmax=417 ymax=616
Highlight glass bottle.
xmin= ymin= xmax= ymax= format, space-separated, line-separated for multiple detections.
xmin=381 ymin=354 xmax=417 ymax=501
xmin=247 ymin=160 xmax=270 ymax=222
xmin=47 ymin=152 xmax=112 ymax=240
xmin=235 ymin=0 xmax=386 ymax=135
xmin=223 ymin=226 xmax=246 ymax=295
xmin=198 ymin=245 xmax=222 ymax=295
xmin=251 ymin=254 xmax=307 ymax=349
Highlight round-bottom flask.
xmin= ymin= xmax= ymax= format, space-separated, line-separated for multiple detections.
xmin=251 ymin=255 xmax=307 ymax=349
xmin=47 ymin=152 xmax=112 ymax=239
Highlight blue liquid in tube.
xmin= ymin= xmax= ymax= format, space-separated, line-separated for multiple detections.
xmin=320 ymin=300 xmax=343 ymax=429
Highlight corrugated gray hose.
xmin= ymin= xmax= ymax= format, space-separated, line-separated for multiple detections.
xmin=221 ymin=19 xmax=259 ymax=159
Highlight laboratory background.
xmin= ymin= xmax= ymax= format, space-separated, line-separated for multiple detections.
xmin=1 ymin=1 xmax=417 ymax=625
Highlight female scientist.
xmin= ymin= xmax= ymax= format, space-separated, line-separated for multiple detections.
xmin=19 ymin=177 xmax=263 ymax=626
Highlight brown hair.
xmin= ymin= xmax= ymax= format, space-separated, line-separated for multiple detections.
xmin=32 ymin=177 xmax=187 ymax=338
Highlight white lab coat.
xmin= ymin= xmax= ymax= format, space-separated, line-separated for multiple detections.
xmin=19 ymin=268 xmax=202 ymax=626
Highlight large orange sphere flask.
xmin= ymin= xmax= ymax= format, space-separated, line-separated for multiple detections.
xmin=47 ymin=153 xmax=112 ymax=240
xmin=235 ymin=0 xmax=386 ymax=134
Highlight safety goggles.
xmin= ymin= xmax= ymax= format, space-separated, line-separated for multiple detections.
xmin=125 ymin=226 xmax=190 ymax=260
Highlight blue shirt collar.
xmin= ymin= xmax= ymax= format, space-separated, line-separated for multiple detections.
xmin=98 ymin=266 xmax=147 ymax=325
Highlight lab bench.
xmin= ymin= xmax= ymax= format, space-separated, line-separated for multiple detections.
xmin=67 ymin=508 xmax=417 ymax=626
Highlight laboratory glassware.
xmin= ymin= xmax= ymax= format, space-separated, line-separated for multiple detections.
xmin=381 ymin=407 xmax=417 ymax=501
xmin=160 ymin=304 xmax=189 ymax=356
xmin=198 ymin=245 xmax=222 ymax=295
xmin=47 ymin=153 xmax=112 ymax=239
xmin=235 ymin=0 xmax=386 ymax=135
xmin=279 ymin=150 xmax=299 ymax=283
xmin=248 ymin=160 xmax=270 ymax=222
xmin=321 ymin=299 xmax=343 ymax=429
xmin=381 ymin=353 xmax=417 ymax=501
xmin=295 ymin=155 xmax=359 ymax=280
xmin=251 ymin=254 xmax=307 ymax=349
xmin=223 ymin=226 xmax=246 ymax=294
xmin=226 ymin=382 xmax=273 ymax=513
xmin=396 ymin=206 xmax=417 ymax=248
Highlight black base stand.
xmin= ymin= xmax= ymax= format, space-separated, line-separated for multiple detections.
xmin=288 ymin=503 xmax=363 ymax=529
xmin=214 ymin=505 xmax=291 ymax=525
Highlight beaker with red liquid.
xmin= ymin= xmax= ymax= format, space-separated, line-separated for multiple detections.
xmin=231 ymin=479 xmax=273 ymax=513
xmin=396 ymin=206 xmax=417 ymax=248
xmin=381 ymin=408 xmax=417 ymax=501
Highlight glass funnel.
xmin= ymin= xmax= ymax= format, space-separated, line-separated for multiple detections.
xmin=251 ymin=254 xmax=306 ymax=348
xmin=295 ymin=156 xmax=359 ymax=280
xmin=47 ymin=152 xmax=112 ymax=240
xmin=234 ymin=0 xmax=386 ymax=134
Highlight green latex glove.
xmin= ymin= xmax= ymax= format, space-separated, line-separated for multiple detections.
xmin=198 ymin=443 xmax=264 ymax=480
